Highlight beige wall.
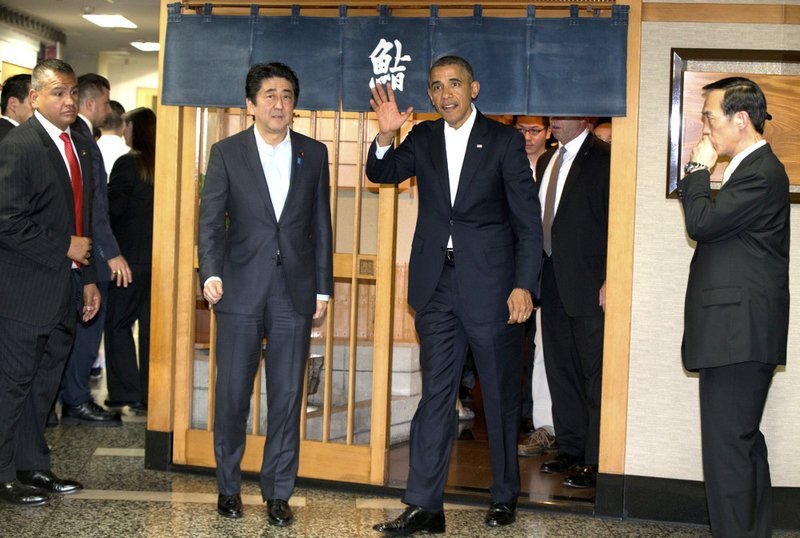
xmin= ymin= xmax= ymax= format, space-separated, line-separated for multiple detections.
xmin=627 ymin=19 xmax=800 ymax=484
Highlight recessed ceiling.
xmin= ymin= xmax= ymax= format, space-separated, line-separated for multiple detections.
xmin=2 ymin=0 xmax=161 ymax=60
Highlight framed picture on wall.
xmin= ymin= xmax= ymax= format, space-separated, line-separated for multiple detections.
xmin=667 ymin=48 xmax=800 ymax=201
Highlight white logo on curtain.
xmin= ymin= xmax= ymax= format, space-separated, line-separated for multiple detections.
xmin=368 ymin=38 xmax=411 ymax=91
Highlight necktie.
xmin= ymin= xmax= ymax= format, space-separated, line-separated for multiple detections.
xmin=542 ymin=146 xmax=566 ymax=256
xmin=60 ymin=132 xmax=83 ymax=236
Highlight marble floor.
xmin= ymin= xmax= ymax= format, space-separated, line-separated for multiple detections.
xmin=2 ymin=417 xmax=787 ymax=538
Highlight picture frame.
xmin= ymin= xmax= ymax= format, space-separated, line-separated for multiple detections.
xmin=666 ymin=48 xmax=800 ymax=201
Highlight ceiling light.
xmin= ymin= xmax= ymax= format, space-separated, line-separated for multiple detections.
xmin=131 ymin=42 xmax=160 ymax=52
xmin=82 ymin=14 xmax=138 ymax=29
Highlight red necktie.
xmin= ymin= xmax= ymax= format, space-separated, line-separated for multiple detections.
xmin=59 ymin=132 xmax=83 ymax=236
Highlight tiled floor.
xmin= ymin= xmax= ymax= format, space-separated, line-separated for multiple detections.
xmin=0 ymin=419 xmax=761 ymax=538
xmin=2 ymin=373 xmax=796 ymax=537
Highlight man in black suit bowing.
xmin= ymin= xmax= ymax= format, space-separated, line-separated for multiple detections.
xmin=536 ymin=117 xmax=609 ymax=490
xmin=198 ymin=62 xmax=333 ymax=526
xmin=0 ymin=59 xmax=99 ymax=506
xmin=368 ymin=56 xmax=542 ymax=534
xmin=679 ymin=77 xmax=789 ymax=538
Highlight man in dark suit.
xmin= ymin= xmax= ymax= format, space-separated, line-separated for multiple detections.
xmin=536 ymin=117 xmax=609 ymax=490
xmin=198 ymin=62 xmax=333 ymax=527
xmin=368 ymin=56 xmax=542 ymax=535
xmin=678 ymin=77 xmax=789 ymax=538
xmin=59 ymin=73 xmax=132 ymax=426
xmin=0 ymin=59 xmax=99 ymax=506
xmin=0 ymin=73 xmax=33 ymax=142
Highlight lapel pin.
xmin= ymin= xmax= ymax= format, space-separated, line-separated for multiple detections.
xmin=297 ymin=151 xmax=304 ymax=165
xmin=476 ymin=144 xmax=483 ymax=149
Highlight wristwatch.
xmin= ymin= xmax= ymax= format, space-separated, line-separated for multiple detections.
xmin=684 ymin=161 xmax=709 ymax=175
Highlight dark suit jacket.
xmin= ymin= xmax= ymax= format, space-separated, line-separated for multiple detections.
xmin=108 ymin=153 xmax=153 ymax=266
xmin=0 ymin=115 xmax=96 ymax=327
xmin=366 ymin=111 xmax=542 ymax=323
xmin=679 ymin=143 xmax=789 ymax=371
xmin=198 ymin=127 xmax=333 ymax=316
xmin=72 ymin=117 xmax=121 ymax=281
xmin=0 ymin=118 xmax=15 ymax=143
xmin=536 ymin=133 xmax=610 ymax=317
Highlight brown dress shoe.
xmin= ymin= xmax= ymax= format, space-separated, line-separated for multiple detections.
xmin=517 ymin=427 xmax=558 ymax=457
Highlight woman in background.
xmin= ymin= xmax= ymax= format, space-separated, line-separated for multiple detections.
xmin=104 ymin=107 xmax=156 ymax=412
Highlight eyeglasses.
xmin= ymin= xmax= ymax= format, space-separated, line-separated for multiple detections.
xmin=515 ymin=126 xmax=545 ymax=136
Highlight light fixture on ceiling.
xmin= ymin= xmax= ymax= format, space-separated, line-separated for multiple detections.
xmin=131 ymin=41 xmax=160 ymax=52
xmin=82 ymin=14 xmax=138 ymax=29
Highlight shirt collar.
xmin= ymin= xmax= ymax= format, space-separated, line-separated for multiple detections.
xmin=443 ymin=104 xmax=477 ymax=136
xmin=722 ymin=139 xmax=767 ymax=184
xmin=1 ymin=115 xmax=19 ymax=127
xmin=253 ymin=127 xmax=291 ymax=153
xmin=77 ymin=114 xmax=93 ymax=134
xmin=35 ymin=110 xmax=71 ymax=140
xmin=559 ymin=128 xmax=590 ymax=156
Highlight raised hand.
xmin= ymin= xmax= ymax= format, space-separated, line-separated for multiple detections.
xmin=370 ymin=82 xmax=414 ymax=145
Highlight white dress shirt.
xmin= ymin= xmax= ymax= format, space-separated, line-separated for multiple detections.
xmin=0 ymin=115 xmax=20 ymax=127
xmin=375 ymin=105 xmax=478 ymax=248
xmin=36 ymin=110 xmax=82 ymax=179
xmin=254 ymin=128 xmax=292 ymax=220
xmin=722 ymin=139 xmax=767 ymax=185
xmin=538 ymin=129 xmax=590 ymax=221
xmin=97 ymin=134 xmax=130 ymax=178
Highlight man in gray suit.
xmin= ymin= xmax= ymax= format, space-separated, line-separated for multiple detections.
xmin=198 ymin=62 xmax=333 ymax=527
xmin=679 ymin=77 xmax=789 ymax=538
xmin=0 ymin=59 xmax=98 ymax=506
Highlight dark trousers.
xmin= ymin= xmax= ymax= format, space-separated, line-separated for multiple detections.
xmin=540 ymin=256 xmax=604 ymax=464
xmin=700 ymin=361 xmax=775 ymax=538
xmin=213 ymin=269 xmax=312 ymax=501
xmin=60 ymin=280 xmax=108 ymax=406
xmin=105 ymin=267 xmax=151 ymax=403
xmin=405 ymin=264 xmax=522 ymax=511
xmin=0 ymin=277 xmax=77 ymax=481
xmin=520 ymin=316 xmax=536 ymax=421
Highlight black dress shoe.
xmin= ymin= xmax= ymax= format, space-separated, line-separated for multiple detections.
xmin=61 ymin=400 xmax=121 ymax=427
xmin=564 ymin=464 xmax=598 ymax=489
xmin=0 ymin=480 xmax=49 ymax=506
xmin=485 ymin=502 xmax=516 ymax=527
xmin=540 ymin=453 xmax=584 ymax=474
xmin=373 ymin=505 xmax=445 ymax=535
xmin=267 ymin=498 xmax=293 ymax=527
xmin=217 ymin=493 xmax=243 ymax=518
xmin=17 ymin=470 xmax=82 ymax=494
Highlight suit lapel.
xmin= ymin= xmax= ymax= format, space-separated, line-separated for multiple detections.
xmin=453 ymin=112 xmax=489 ymax=209
xmin=722 ymin=143 xmax=771 ymax=188
xmin=559 ymin=132 xmax=594 ymax=206
xmin=283 ymin=131 xmax=305 ymax=222
xmin=241 ymin=126 xmax=278 ymax=224
xmin=429 ymin=120 xmax=450 ymax=204
xmin=75 ymin=136 xmax=94 ymax=234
